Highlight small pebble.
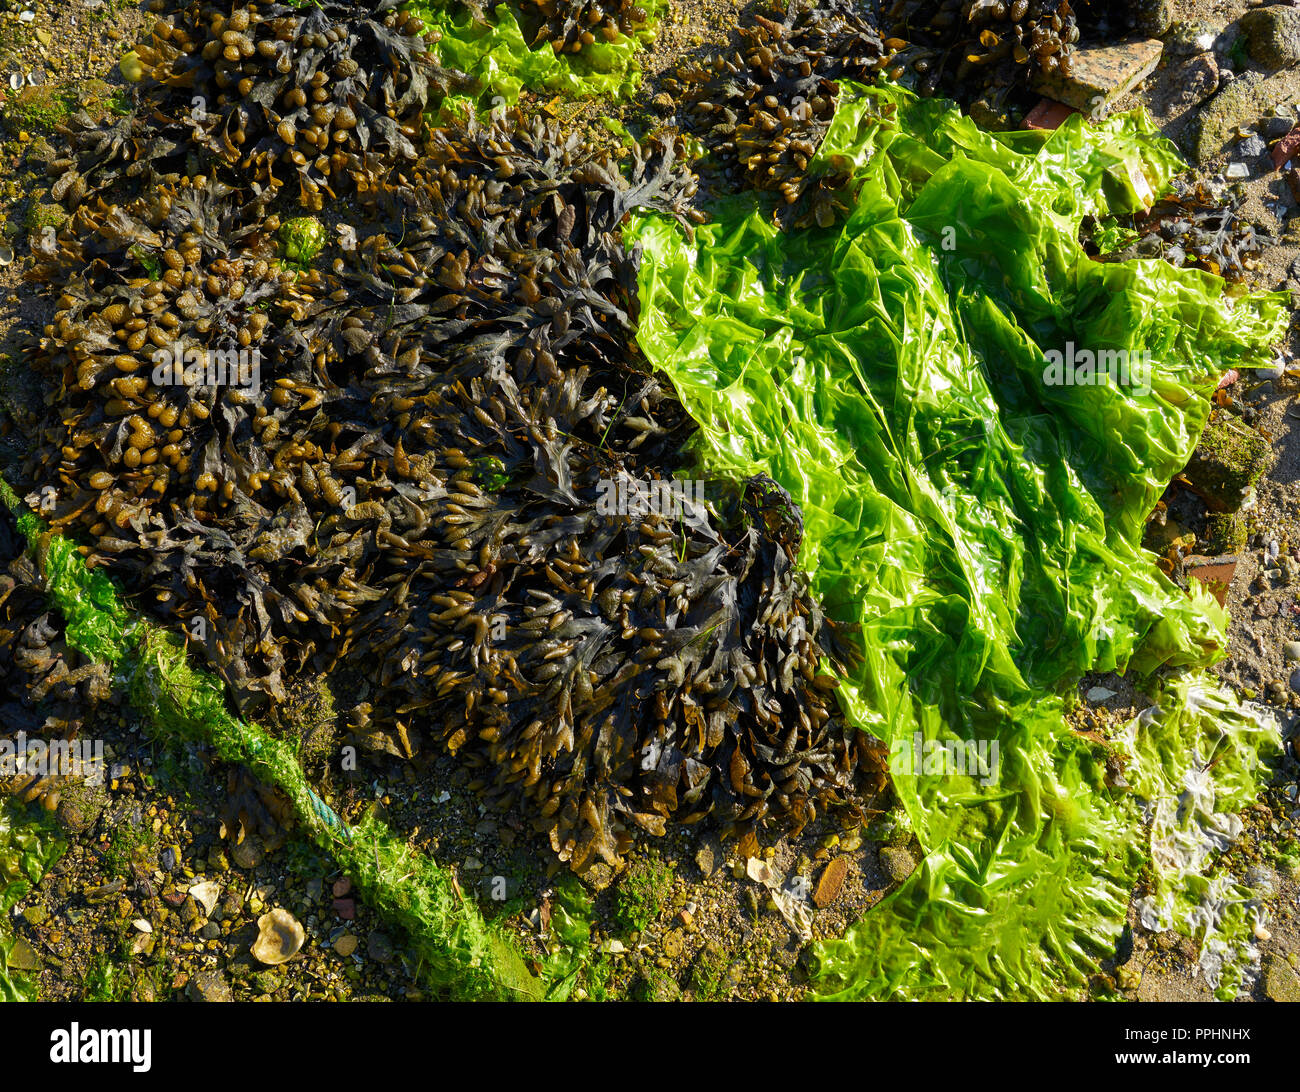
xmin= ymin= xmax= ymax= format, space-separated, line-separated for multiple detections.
xmin=1237 ymin=133 xmax=1267 ymax=158
xmin=367 ymin=931 xmax=394 ymax=963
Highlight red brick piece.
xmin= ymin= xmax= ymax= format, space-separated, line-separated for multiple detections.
xmin=1184 ymin=554 xmax=1238 ymax=606
xmin=1273 ymin=126 xmax=1300 ymax=171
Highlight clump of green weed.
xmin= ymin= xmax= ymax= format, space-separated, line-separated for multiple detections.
xmin=612 ymin=853 xmax=673 ymax=934
xmin=690 ymin=940 xmax=729 ymax=1000
xmin=2 ymin=85 xmax=75 ymax=135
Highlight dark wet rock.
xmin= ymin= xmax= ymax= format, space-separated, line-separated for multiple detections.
xmin=1171 ymin=54 xmax=1219 ymax=110
xmin=221 ymin=891 xmax=244 ymax=920
xmin=54 ymin=780 xmax=107 ymax=836
xmin=229 ymin=836 xmax=265 ymax=872
xmin=1262 ymin=114 xmax=1295 ymax=141
xmin=178 ymin=895 xmax=199 ymax=927
xmin=186 ymin=969 xmax=233 ymax=1003
xmin=367 ymin=931 xmax=395 ymax=964
xmin=1237 ymin=131 xmax=1268 ymax=159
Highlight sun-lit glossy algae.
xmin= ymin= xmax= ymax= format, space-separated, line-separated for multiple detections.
xmin=0 ymin=801 xmax=64 ymax=1001
xmin=628 ymin=82 xmax=1285 ymax=999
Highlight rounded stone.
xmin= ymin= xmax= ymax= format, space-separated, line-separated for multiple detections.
xmin=1242 ymin=7 xmax=1300 ymax=71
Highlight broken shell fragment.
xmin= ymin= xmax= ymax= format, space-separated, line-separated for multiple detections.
xmin=252 ymin=908 xmax=306 ymax=965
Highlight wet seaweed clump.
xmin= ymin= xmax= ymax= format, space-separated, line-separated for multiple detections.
xmin=0 ymin=507 xmax=293 ymax=852
xmin=19 ymin=107 xmax=700 ymax=709
xmin=346 ymin=452 xmax=886 ymax=871
xmin=670 ymin=0 xmax=892 ymax=225
xmin=15 ymin=19 xmax=891 ymax=872
xmin=1089 ymin=179 xmax=1266 ymax=281
xmin=0 ymin=512 xmax=117 ymax=812
xmin=62 ymin=0 xmax=465 ymax=211
xmin=883 ymin=0 xmax=1076 ymax=109
xmin=883 ymin=0 xmax=1156 ymax=114
xmin=519 ymin=0 xmax=649 ymax=54
xmin=21 ymin=171 xmax=325 ymax=710
xmin=290 ymin=118 xmax=886 ymax=870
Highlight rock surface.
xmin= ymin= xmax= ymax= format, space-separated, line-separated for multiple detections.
xmin=1263 ymin=954 xmax=1300 ymax=1002
xmin=878 ymin=846 xmax=917 ymax=886
xmin=186 ymin=969 xmax=234 ymax=1003
xmin=1170 ymin=53 xmax=1220 ymax=110
xmin=1032 ymin=38 xmax=1163 ymax=115
xmin=1193 ymin=70 xmax=1296 ymax=162
xmin=1241 ymin=6 xmax=1300 ymax=70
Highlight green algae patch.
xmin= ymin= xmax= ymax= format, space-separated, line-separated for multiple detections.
xmin=1183 ymin=412 xmax=1272 ymax=512
xmin=612 ymin=854 xmax=674 ymax=935
xmin=1 ymin=84 xmax=77 ymax=136
xmin=278 ymin=216 xmax=327 ymax=269
xmin=1203 ymin=510 xmax=1248 ymax=554
xmin=628 ymin=82 xmax=1285 ymax=1000
xmin=0 ymin=801 xmax=65 ymax=1001
xmin=406 ymin=0 xmax=660 ymax=112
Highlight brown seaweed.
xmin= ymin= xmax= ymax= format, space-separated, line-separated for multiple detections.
xmin=670 ymin=0 xmax=890 ymax=224
xmin=12 ymin=3 xmax=890 ymax=872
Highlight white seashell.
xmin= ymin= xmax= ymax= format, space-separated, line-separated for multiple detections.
xmin=251 ymin=908 xmax=306 ymax=965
